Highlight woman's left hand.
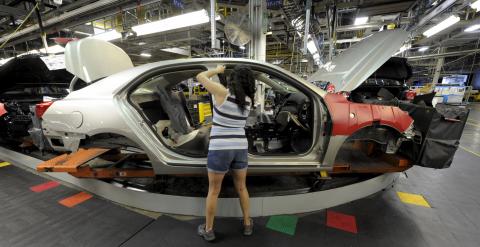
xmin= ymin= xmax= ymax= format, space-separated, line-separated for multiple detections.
xmin=215 ymin=65 xmax=226 ymax=74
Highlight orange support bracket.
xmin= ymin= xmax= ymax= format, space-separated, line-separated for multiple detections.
xmin=37 ymin=148 xmax=155 ymax=178
xmin=37 ymin=148 xmax=110 ymax=173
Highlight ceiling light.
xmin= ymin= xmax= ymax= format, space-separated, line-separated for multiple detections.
xmin=471 ymin=0 xmax=480 ymax=12
xmin=394 ymin=44 xmax=411 ymax=55
xmin=0 ymin=57 xmax=13 ymax=65
xmin=239 ymin=46 xmax=245 ymax=50
xmin=423 ymin=15 xmax=460 ymax=37
xmin=465 ymin=24 xmax=480 ymax=32
xmin=140 ymin=52 xmax=152 ymax=57
xmin=19 ymin=50 xmax=40 ymax=56
xmin=91 ymin=30 xmax=121 ymax=41
xmin=418 ymin=46 xmax=429 ymax=52
xmin=354 ymin=17 xmax=369 ymax=25
xmin=39 ymin=45 xmax=65 ymax=54
xmin=132 ymin=9 xmax=210 ymax=36
xmin=138 ymin=42 xmax=147 ymax=45
xmin=307 ymin=40 xmax=317 ymax=54
xmin=74 ymin=31 xmax=92 ymax=36
xmin=266 ymin=31 xmax=273 ymax=35
xmin=301 ymin=58 xmax=308 ymax=62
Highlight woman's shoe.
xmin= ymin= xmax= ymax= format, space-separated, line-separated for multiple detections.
xmin=197 ymin=224 xmax=216 ymax=241
xmin=243 ymin=218 xmax=253 ymax=236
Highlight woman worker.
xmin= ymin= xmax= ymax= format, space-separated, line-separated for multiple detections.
xmin=196 ymin=64 xmax=256 ymax=242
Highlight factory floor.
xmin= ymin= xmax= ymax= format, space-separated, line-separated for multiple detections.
xmin=1 ymin=104 xmax=480 ymax=247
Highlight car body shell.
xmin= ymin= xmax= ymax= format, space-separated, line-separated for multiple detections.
xmin=42 ymin=57 xmax=413 ymax=175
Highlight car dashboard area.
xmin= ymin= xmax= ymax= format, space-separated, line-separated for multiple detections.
xmin=129 ymin=70 xmax=314 ymax=158
xmin=245 ymin=91 xmax=312 ymax=154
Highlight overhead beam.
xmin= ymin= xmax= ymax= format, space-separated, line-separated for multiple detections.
xmin=415 ymin=0 xmax=456 ymax=28
xmin=358 ymin=1 xmax=414 ymax=16
xmin=0 ymin=5 xmax=27 ymax=16
xmin=407 ymin=49 xmax=480 ymax=61
xmin=0 ymin=0 xmax=164 ymax=47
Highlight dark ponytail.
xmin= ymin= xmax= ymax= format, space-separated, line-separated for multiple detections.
xmin=228 ymin=65 xmax=256 ymax=112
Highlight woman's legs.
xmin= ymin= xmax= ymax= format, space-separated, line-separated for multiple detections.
xmin=232 ymin=169 xmax=251 ymax=225
xmin=205 ymin=171 xmax=226 ymax=231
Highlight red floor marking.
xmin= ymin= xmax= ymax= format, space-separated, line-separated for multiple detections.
xmin=58 ymin=192 xmax=93 ymax=208
xmin=30 ymin=181 xmax=60 ymax=192
xmin=326 ymin=210 xmax=358 ymax=234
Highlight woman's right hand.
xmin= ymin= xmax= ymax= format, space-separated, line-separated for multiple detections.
xmin=215 ymin=65 xmax=226 ymax=74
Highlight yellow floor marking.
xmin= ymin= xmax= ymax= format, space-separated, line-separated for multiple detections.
xmin=459 ymin=145 xmax=480 ymax=158
xmin=0 ymin=162 xmax=11 ymax=168
xmin=320 ymin=170 xmax=328 ymax=178
xmin=466 ymin=121 xmax=480 ymax=128
xmin=467 ymin=118 xmax=480 ymax=124
xmin=396 ymin=191 xmax=431 ymax=208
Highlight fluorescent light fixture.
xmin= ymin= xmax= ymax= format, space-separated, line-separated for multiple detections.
xmin=19 ymin=50 xmax=40 ymax=56
xmin=471 ymin=0 xmax=480 ymax=12
xmin=301 ymin=58 xmax=308 ymax=62
xmin=215 ymin=15 xmax=221 ymax=21
xmin=161 ymin=47 xmax=190 ymax=56
xmin=39 ymin=45 xmax=65 ymax=54
xmin=138 ymin=42 xmax=147 ymax=45
xmin=93 ymin=27 xmax=104 ymax=34
xmin=394 ymin=44 xmax=411 ymax=56
xmin=418 ymin=46 xmax=429 ymax=52
xmin=423 ymin=15 xmax=460 ymax=37
xmin=91 ymin=30 xmax=121 ymax=41
xmin=307 ymin=40 xmax=317 ymax=54
xmin=465 ymin=24 xmax=480 ymax=32
xmin=239 ymin=46 xmax=245 ymax=50
xmin=354 ymin=16 xmax=369 ymax=25
xmin=74 ymin=31 xmax=92 ymax=36
xmin=132 ymin=9 xmax=210 ymax=36
xmin=312 ymin=53 xmax=321 ymax=65
xmin=140 ymin=52 xmax=152 ymax=57
xmin=266 ymin=31 xmax=273 ymax=35
xmin=0 ymin=57 xmax=13 ymax=65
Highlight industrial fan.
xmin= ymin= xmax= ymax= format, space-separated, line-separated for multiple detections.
xmin=224 ymin=11 xmax=252 ymax=47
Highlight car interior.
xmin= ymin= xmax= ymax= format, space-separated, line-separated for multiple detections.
xmin=129 ymin=65 xmax=314 ymax=157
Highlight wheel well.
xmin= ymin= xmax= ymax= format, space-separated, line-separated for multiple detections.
xmin=345 ymin=125 xmax=401 ymax=145
xmin=83 ymin=133 xmax=141 ymax=149
xmin=333 ymin=125 xmax=402 ymax=165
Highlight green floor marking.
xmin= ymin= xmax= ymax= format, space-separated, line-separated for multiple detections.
xmin=266 ymin=215 xmax=298 ymax=236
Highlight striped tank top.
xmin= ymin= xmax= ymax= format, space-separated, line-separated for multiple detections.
xmin=209 ymin=92 xmax=252 ymax=150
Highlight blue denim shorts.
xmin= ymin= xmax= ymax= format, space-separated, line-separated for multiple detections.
xmin=207 ymin=149 xmax=248 ymax=173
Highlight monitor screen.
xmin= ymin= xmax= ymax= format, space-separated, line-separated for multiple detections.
xmin=441 ymin=75 xmax=468 ymax=85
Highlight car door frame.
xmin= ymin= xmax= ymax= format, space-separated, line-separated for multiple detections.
xmin=116 ymin=59 xmax=329 ymax=174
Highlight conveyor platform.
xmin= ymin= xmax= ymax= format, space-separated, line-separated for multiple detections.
xmin=0 ymin=146 xmax=398 ymax=217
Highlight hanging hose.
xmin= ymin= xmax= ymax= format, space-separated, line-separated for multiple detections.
xmin=0 ymin=2 xmax=40 ymax=49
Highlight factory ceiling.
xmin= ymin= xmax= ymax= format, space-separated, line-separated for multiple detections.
xmin=0 ymin=0 xmax=479 ymax=82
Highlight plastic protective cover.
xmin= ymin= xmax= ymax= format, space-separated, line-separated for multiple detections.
xmin=28 ymin=105 xmax=51 ymax=151
xmin=399 ymin=103 xmax=469 ymax=169
xmin=307 ymin=29 xmax=409 ymax=92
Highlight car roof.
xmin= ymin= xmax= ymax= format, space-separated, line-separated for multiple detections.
xmin=67 ymin=58 xmax=326 ymax=99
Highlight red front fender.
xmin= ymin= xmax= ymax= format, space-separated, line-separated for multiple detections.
xmin=0 ymin=103 xmax=7 ymax=117
xmin=323 ymin=93 xmax=413 ymax=136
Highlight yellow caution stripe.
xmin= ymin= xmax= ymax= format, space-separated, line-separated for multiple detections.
xmin=460 ymin=145 xmax=480 ymax=158
xmin=0 ymin=162 xmax=11 ymax=168
xmin=397 ymin=191 xmax=431 ymax=208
